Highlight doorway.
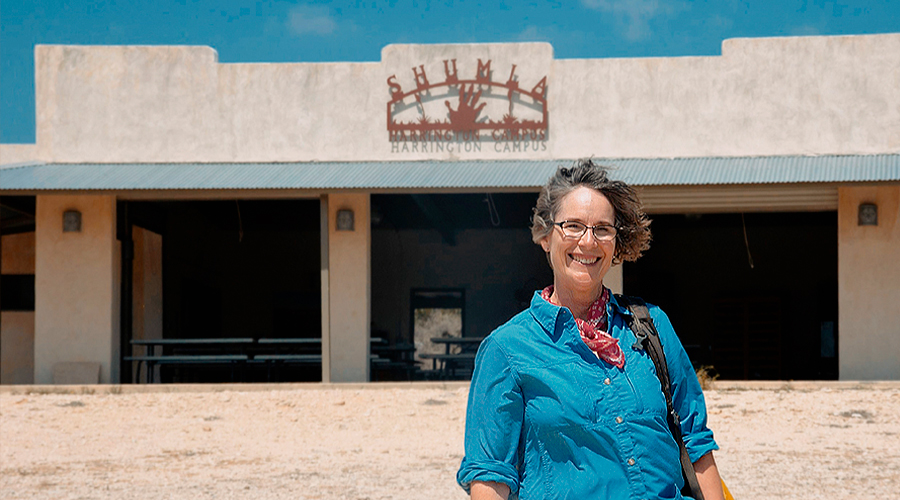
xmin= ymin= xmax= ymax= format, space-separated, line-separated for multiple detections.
xmin=123 ymin=199 xmax=321 ymax=382
xmin=370 ymin=192 xmax=553 ymax=372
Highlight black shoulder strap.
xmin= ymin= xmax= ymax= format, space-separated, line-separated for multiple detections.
xmin=616 ymin=294 xmax=705 ymax=500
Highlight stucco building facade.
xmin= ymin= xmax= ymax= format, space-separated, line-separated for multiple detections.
xmin=1 ymin=34 xmax=898 ymax=384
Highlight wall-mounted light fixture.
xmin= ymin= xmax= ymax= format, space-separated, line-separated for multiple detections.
xmin=336 ymin=209 xmax=355 ymax=231
xmin=63 ymin=210 xmax=82 ymax=232
xmin=858 ymin=203 xmax=878 ymax=226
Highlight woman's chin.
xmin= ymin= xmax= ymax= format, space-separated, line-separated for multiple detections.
xmin=558 ymin=275 xmax=604 ymax=297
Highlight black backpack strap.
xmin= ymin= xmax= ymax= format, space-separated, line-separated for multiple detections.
xmin=616 ymin=294 xmax=705 ymax=500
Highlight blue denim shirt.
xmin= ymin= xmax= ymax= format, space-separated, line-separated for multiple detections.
xmin=457 ymin=292 xmax=718 ymax=500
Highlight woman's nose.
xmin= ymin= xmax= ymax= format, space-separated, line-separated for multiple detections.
xmin=578 ymin=229 xmax=599 ymax=244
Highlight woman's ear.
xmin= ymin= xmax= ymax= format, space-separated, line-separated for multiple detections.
xmin=540 ymin=235 xmax=550 ymax=253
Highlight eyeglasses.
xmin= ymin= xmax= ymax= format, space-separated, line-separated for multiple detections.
xmin=552 ymin=220 xmax=618 ymax=241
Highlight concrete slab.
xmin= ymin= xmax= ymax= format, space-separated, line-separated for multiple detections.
xmin=2 ymin=379 xmax=900 ymax=396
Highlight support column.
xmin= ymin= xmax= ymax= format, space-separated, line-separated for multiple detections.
xmin=838 ymin=186 xmax=900 ymax=380
xmin=320 ymin=193 xmax=371 ymax=382
xmin=605 ymin=264 xmax=623 ymax=295
xmin=34 ymin=195 xmax=120 ymax=384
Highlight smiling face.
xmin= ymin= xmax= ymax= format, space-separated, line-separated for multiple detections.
xmin=540 ymin=186 xmax=616 ymax=307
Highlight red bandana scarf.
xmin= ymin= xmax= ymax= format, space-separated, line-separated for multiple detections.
xmin=541 ymin=285 xmax=625 ymax=369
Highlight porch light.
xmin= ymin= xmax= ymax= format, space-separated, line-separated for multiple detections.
xmin=63 ymin=210 xmax=82 ymax=232
xmin=336 ymin=209 xmax=355 ymax=231
xmin=858 ymin=203 xmax=878 ymax=226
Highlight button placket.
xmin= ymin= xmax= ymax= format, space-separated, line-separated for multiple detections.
xmin=594 ymin=374 xmax=612 ymax=423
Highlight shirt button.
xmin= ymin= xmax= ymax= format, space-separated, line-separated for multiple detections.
xmin=615 ymin=416 xmax=624 ymax=424
xmin=627 ymin=458 xmax=636 ymax=466
xmin=603 ymin=378 xmax=611 ymax=385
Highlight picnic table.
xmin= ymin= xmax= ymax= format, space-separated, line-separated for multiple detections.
xmin=126 ymin=338 xmax=255 ymax=383
xmin=370 ymin=340 xmax=418 ymax=381
xmin=419 ymin=336 xmax=485 ymax=379
xmin=126 ymin=337 xmax=395 ymax=383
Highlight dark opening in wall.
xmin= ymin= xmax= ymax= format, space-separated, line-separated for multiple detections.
xmin=0 ymin=196 xmax=36 ymax=235
xmin=623 ymin=211 xmax=838 ymax=380
xmin=124 ymin=199 xmax=322 ymax=383
xmin=0 ymin=274 xmax=35 ymax=311
xmin=371 ymin=193 xmax=552 ymax=354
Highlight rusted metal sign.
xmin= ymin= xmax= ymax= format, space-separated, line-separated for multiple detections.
xmin=387 ymin=59 xmax=548 ymax=152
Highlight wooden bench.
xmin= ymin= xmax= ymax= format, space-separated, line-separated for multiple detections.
xmin=418 ymin=353 xmax=477 ymax=379
xmin=419 ymin=353 xmax=477 ymax=362
xmin=370 ymin=341 xmax=419 ymax=381
xmin=127 ymin=338 xmax=398 ymax=383
xmin=253 ymin=354 xmax=322 ymax=362
xmin=128 ymin=338 xmax=255 ymax=383
xmin=125 ymin=355 xmax=249 ymax=383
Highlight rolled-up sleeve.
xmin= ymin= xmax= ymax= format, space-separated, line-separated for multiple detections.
xmin=457 ymin=336 xmax=524 ymax=495
xmin=650 ymin=306 xmax=719 ymax=463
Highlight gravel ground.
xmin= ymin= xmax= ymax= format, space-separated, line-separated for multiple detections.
xmin=1 ymin=382 xmax=898 ymax=499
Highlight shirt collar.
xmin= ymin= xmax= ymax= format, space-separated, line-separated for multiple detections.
xmin=529 ymin=290 xmax=569 ymax=338
xmin=530 ymin=289 xmax=640 ymax=360
xmin=531 ymin=289 xmax=633 ymax=318
xmin=531 ymin=289 xmax=631 ymax=357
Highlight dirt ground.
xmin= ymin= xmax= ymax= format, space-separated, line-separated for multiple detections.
xmin=1 ymin=382 xmax=898 ymax=500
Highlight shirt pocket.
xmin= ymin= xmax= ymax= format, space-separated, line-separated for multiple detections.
xmin=519 ymin=361 xmax=598 ymax=428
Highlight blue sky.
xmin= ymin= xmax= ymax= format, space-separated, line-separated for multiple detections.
xmin=1 ymin=0 xmax=897 ymax=143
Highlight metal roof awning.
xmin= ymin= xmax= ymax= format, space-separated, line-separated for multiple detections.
xmin=1 ymin=155 xmax=898 ymax=192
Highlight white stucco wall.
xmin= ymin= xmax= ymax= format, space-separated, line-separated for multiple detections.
xmin=34 ymin=195 xmax=119 ymax=384
xmin=35 ymin=46 xmax=224 ymax=163
xmin=838 ymin=185 xmax=900 ymax=380
xmin=29 ymin=34 xmax=899 ymax=163
xmin=0 ymin=144 xmax=41 ymax=165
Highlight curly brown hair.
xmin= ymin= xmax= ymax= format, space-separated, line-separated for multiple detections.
xmin=531 ymin=159 xmax=652 ymax=265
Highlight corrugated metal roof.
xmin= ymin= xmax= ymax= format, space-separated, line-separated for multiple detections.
xmin=612 ymin=155 xmax=900 ymax=186
xmin=1 ymin=155 xmax=898 ymax=191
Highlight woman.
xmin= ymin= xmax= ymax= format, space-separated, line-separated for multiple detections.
xmin=457 ymin=159 xmax=724 ymax=500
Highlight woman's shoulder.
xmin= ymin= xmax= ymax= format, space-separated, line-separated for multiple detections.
xmin=480 ymin=308 xmax=548 ymax=353
xmin=613 ymin=294 xmax=672 ymax=323
xmin=612 ymin=294 xmax=680 ymax=342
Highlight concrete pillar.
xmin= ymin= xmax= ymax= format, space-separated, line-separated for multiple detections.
xmin=838 ymin=186 xmax=900 ymax=380
xmin=605 ymin=265 xmax=623 ymax=295
xmin=320 ymin=193 xmax=371 ymax=382
xmin=34 ymin=195 xmax=120 ymax=384
xmin=130 ymin=226 xmax=163 ymax=382
xmin=132 ymin=226 xmax=163 ymax=342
